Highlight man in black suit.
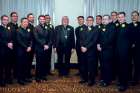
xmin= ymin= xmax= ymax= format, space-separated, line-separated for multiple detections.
xmin=95 ymin=15 xmax=102 ymax=77
xmin=115 ymin=12 xmax=131 ymax=92
xmin=54 ymin=16 xmax=75 ymax=77
xmin=79 ymin=16 xmax=99 ymax=86
xmin=97 ymin=15 xmax=116 ymax=87
xmin=27 ymin=13 xmax=35 ymax=80
xmin=110 ymin=11 xmax=120 ymax=81
xmin=8 ymin=12 xmax=19 ymax=79
xmin=0 ymin=15 xmax=14 ymax=87
xmin=128 ymin=11 xmax=140 ymax=86
xmin=96 ymin=15 xmax=103 ymax=27
xmin=75 ymin=16 xmax=86 ymax=76
xmin=111 ymin=11 xmax=119 ymax=25
xmin=16 ymin=18 xmax=33 ymax=85
xmin=34 ymin=15 xmax=52 ymax=82
xmin=45 ymin=14 xmax=54 ymax=75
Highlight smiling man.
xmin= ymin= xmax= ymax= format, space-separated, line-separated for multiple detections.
xmin=54 ymin=16 xmax=75 ymax=77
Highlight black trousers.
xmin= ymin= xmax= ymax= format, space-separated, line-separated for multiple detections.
xmin=27 ymin=49 xmax=34 ymax=79
xmin=35 ymin=49 xmax=49 ymax=79
xmin=0 ymin=47 xmax=13 ymax=84
xmin=116 ymin=48 xmax=130 ymax=86
xmin=57 ymin=47 xmax=71 ymax=76
xmin=100 ymin=49 xmax=113 ymax=84
xmin=6 ymin=48 xmax=15 ymax=81
xmin=12 ymin=47 xmax=18 ymax=79
xmin=80 ymin=50 xmax=98 ymax=83
xmin=0 ymin=62 xmax=6 ymax=84
xmin=0 ymin=47 xmax=6 ymax=84
xmin=46 ymin=47 xmax=52 ymax=74
xmin=112 ymin=49 xmax=118 ymax=81
xmin=16 ymin=47 xmax=30 ymax=81
xmin=129 ymin=45 xmax=140 ymax=82
xmin=76 ymin=46 xmax=82 ymax=73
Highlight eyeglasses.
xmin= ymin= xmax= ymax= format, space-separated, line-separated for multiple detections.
xmin=12 ymin=16 xmax=18 ymax=17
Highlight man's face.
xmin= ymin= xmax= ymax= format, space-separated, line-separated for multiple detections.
xmin=45 ymin=16 xmax=51 ymax=24
xmin=111 ymin=13 xmax=117 ymax=22
xmin=118 ymin=14 xmax=125 ymax=24
xmin=11 ymin=13 xmax=18 ymax=23
xmin=96 ymin=16 xmax=102 ymax=25
xmin=28 ymin=15 xmax=34 ymax=23
xmin=2 ymin=16 xmax=9 ymax=26
xmin=39 ymin=16 xmax=46 ymax=25
xmin=102 ymin=16 xmax=110 ymax=25
xmin=86 ymin=18 xmax=93 ymax=26
xmin=62 ymin=16 xmax=69 ymax=26
xmin=131 ymin=12 xmax=139 ymax=22
xmin=78 ymin=17 xmax=84 ymax=25
xmin=21 ymin=19 xmax=29 ymax=28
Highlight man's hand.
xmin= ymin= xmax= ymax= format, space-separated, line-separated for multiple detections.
xmin=54 ymin=48 xmax=57 ymax=53
xmin=97 ymin=44 xmax=102 ymax=51
xmin=132 ymin=44 xmax=135 ymax=48
xmin=44 ymin=45 xmax=49 ymax=50
xmin=27 ymin=47 xmax=31 ymax=52
xmin=71 ymin=49 xmax=75 ymax=53
xmin=81 ymin=46 xmax=87 ymax=53
xmin=7 ymin=42 xmax=13 ymax=49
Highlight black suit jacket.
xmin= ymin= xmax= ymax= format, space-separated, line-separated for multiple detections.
xmin=128 ymin=22 xmax=140 ymax=46
xmin=75 ymin=24 xmax=86 ymax=49
xmin=54 ymin=25 xmax=75 ymax=49
xmin=98 ymin=23 xmax=116 ymax=50
xmin=34 ymin=24 xmax=52 ymax=52
xmin=80 ymin=25 xmax=99 ymax=52
xmin=16 ymin=26 xmax=32 ymax=50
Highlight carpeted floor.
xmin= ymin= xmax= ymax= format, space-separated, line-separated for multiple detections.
xmin=0 ymin=69 xmax=140 ymax=93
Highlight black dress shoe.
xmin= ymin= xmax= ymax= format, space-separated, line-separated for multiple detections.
xmin=0 ymin=82 xmax=6 ymax=87
xmin=18 ymin=80 xmax=26 ymax=85
xmin=118 ymin=85 xmax=128 ymax=92
xmin=75 ymin=72 xmax=80 ymax=76
xmin=99 ymin=81 xmax=109 ymax=87
xmin=36 ymin=78 xmax=41 ymax=83
xmin=64 ymin=75 xmax=70 ymax=78
xmin=24 ymin=79 xmax=32 ymax=83
xmin=41 ymin=77 xmax=47 ymax=81
xmin=48 ymin=72 xmax=54 ymax=76
xmin=79 ymin=80 xmax=87 ymax=84
xmin=88 ymin=81 xmax=95 ymax=86
xmin=129 ymin=81 xmax=139 ymax=86
xmin=6 ymin=80 xmax=13 ymax=84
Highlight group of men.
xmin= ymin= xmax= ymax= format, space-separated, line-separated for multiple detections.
xmin=0 ymin=11 xmax=140 ymax=92
xmin=76 ymin=11 xmax=140 ymax=92
xmin=0 ymin=12 xmax=54 ymax=86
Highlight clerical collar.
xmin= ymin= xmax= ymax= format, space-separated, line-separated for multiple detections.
xmin=11 ymin=21 xmax=17 ymax=25
xmin=1 ymin=24 xmax=7 ymax=28
xmin=103 ymin=24 xmax=108 ymax=26
xmin=112 ymin=20 xmax=117 ymax=23
xmin=120 ymin=22 xmax=126 ymax=24
xmin=39 ymin=24 xmax=45 ymax=27
xmin=29 ymin=22 xmax=34 ymax=25
xmin=79 ymin=24 xmax=84 ymax=26
xmin=96 ymin=23 xmax=102 ymax=26
xmin=132 ymin=21 xmax=138 ymax=24
xmin=20 ymin=26 xmax=27 ymax=30
xmin=63 ymin=25 xmax=68 ymax=28
xmin=46 ymin=22 xmax=50 ymax=25
xmin=87 ymin=25 xmax=93 ymax=27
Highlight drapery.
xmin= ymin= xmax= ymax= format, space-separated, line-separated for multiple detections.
xmin=84 ymin=0 xmax=140 ymax=23
xmin=0 ymin=0 xmax=54 ymax=25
